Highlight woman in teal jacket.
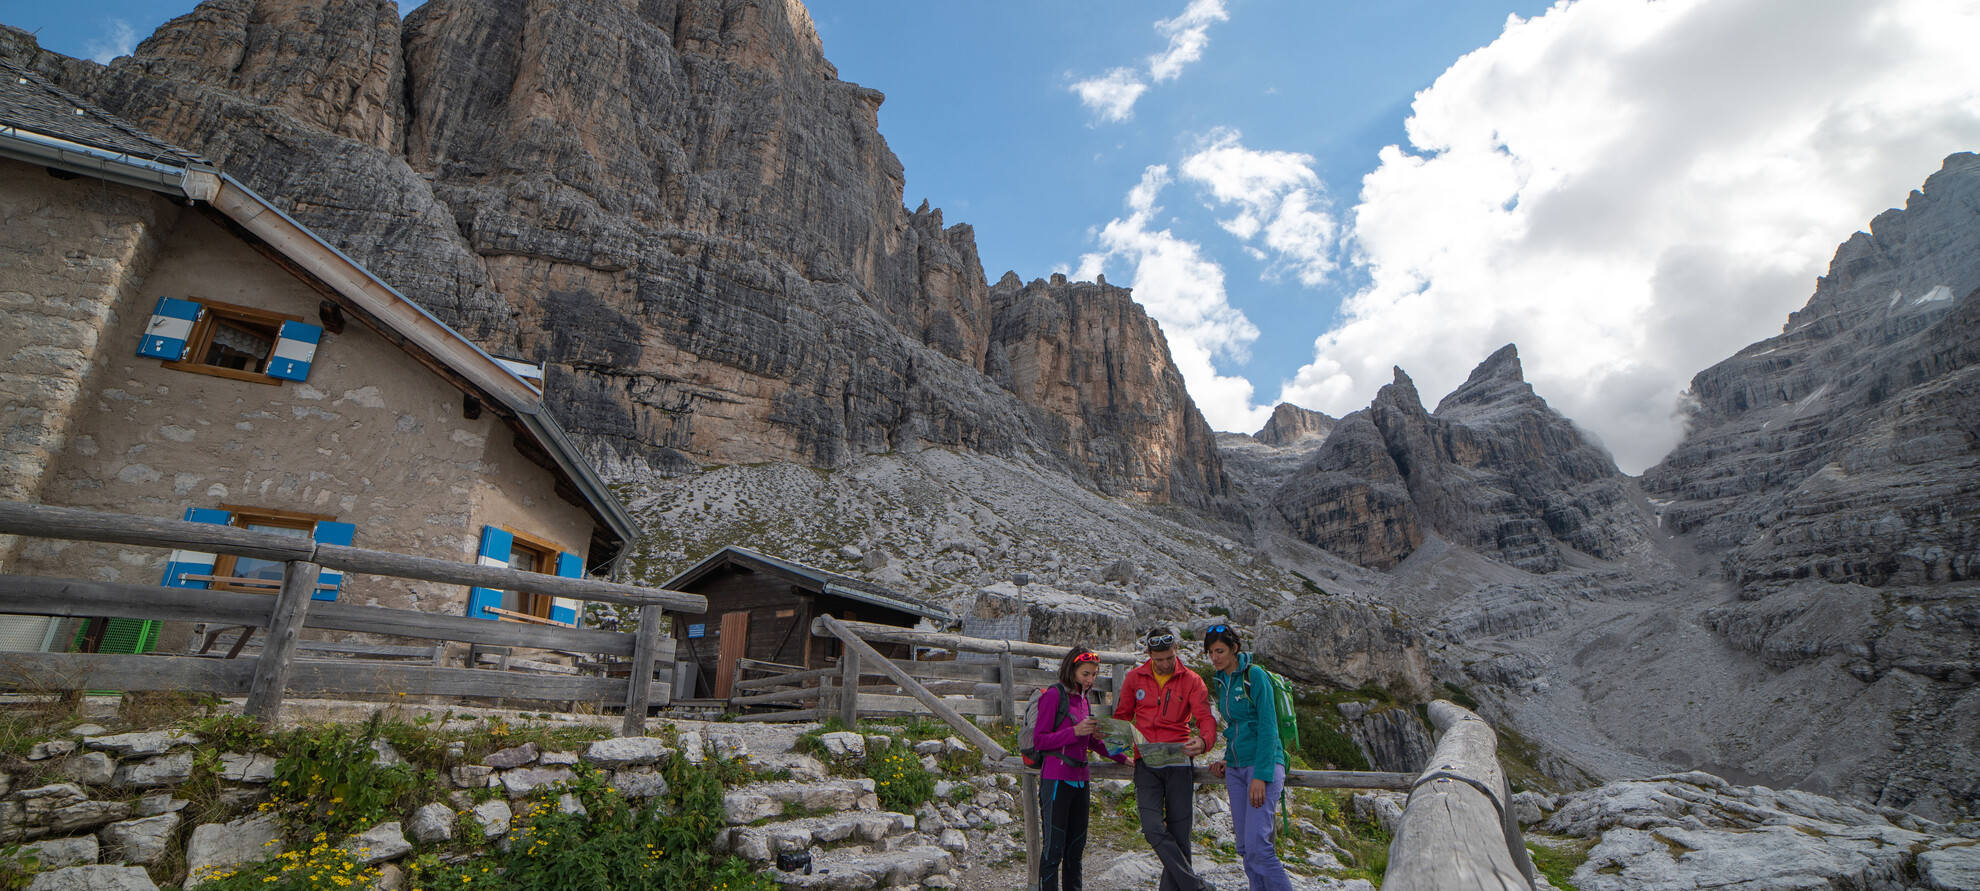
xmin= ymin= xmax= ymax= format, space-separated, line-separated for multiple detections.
xmin=1205 ymin=625 xmax=1293 ymax=891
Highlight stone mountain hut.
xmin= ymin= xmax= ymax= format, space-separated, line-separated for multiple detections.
xmin=0 ymin=59 xmax=638 ymax=658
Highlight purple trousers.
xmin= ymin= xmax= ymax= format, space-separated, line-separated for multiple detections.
xmin=1224 ymin=764 xmax=1294 ymax=891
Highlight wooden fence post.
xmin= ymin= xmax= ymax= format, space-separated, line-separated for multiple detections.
xmin=1022 ymin=773 xmax=1041 ymax=891
xmin=621 ymin=603 xmax=662 ymax=737
xmin=998 ymin=651 xmax=1017 ymax=724
xmin=243 ymin=559 xmax=320 ymax=725
xmin=839 ymin=646 xmax=861 ymax=726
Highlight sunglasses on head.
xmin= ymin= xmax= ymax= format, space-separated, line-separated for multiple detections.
xmin=1073 ymin=651 xmax=1100 ymax=663
xmin=1206 ymin=624 xmax=1230 ymax=635
xmin=1144 ymin=632 xmax=1177 ymax=650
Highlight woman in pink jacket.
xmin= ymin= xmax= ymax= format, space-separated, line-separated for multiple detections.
xmin=1033 ymin=647 xmax=1127 ymax=891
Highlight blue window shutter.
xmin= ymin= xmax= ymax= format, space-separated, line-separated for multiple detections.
xmin=162 ymin=508 xmax=230 ymax=589
xmin=265 ymin=321 xmax=323 ymax=382
xmin=138 ymin=297 xmax=202 ymax=360
xmin=311 ymin=521 xmax=355 ymax=602
xmin=551 ymin=552 xmax=583 ymax=626
xmin=468 ymin=525 xmax=514 ymax=620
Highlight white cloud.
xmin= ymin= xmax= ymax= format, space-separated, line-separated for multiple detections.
xmin=1180 ymin=129 xmax=1339 ymax=286
xmin=1076 ymin=166 xmax=1273 ymax=434
xmin=1282 ymin=0 xmax=1980 ymax=473
xmin=1071 ymin=68 xmax=1149 ymax=123
xmin=1071 ymin=0 xmax=1228 ymax=122
xmin=1149 ymin=0 xmax=1230 ymax=82
xmin=85 ymin=18 xmax=138 ymax=64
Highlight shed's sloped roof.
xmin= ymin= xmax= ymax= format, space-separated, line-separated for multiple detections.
xmin=662 ymin=546 xmax=955 ymax=622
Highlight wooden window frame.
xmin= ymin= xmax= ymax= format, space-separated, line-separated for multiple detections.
xmin=161 ymin=299 xmax=306 ymax=386
xmin=499 ymin=528 xmax=560 ymax=620
xmin=210 ymin=504 xmax=335 ymax=593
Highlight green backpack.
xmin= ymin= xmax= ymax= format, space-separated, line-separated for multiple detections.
xmin=1238 ymin=659 xmax=1302 ymax=765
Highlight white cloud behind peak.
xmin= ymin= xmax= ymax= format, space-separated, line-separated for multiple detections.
xmin=1072 ymin=0 xmax=1229 ymax=122
xmin=1280 ymin=0 xmax=1980 ymax=474
xmin=1180 ymin=129 xmax=1340 ymax=286
xmin=1076 ymin=166 xmax=1273 ymax=434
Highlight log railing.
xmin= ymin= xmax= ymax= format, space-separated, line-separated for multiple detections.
xmin=0 ymin=500 xmax=704 ymax=733
xmin=1383 ymin=700 xmax=1536 ymax=890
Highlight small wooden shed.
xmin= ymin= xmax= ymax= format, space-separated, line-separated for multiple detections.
xmin=661 ymin=546 xmax=954 ymax=699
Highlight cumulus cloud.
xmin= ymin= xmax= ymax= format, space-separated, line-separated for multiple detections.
xmin=1282 ymin=0 xmax=1980 ymax=473
xmin=1071 ymin=68 xmax=1149 ymax=124
xmin=85 ymin=19 xmax=138 ymax=64
xmin=1149 ymin=0 xmax=1230 ymax=82
xmin=1072 ymin=0 xmax=1228 ymax=122
xmin=1180 ymin=129 xmax=1340 ymax=285
xmin=1076 ymin=166 xmax=1273 ymax=433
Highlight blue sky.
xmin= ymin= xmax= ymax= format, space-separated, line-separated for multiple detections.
xmin=16 ymin=1 xmax=1980 ymax=472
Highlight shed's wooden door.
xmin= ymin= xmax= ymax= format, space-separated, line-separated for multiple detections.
xmin=715 ymin=610 xmax=750 ymax=698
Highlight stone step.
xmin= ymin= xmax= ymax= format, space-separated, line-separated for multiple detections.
xmin=723 ymin=779 xmax=878 ymax=824
xmin=765 ymin=844 xmax=956 ymax=890
xmin=714 ymin=811 xmax=918 ymax=862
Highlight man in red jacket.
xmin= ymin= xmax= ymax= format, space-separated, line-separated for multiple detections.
xmin=1115 ymin=625 xmax=1218 ymax=891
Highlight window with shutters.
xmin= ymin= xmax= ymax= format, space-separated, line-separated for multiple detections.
xmin=209 ymin=505 xmax=333 ymax=593
xmin=499 ymin=531 xmax=558 ymax=620
xmin=162 ymin=300 xmax=303 ymax=384
xmin=469 ymin=526 xmax=582 ymax=626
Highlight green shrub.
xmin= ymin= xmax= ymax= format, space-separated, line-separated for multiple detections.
xmin=865 ymin=742 xmax=935 ymax=813
xmin=267 ymin=714 xmax=420 ymax=837
xmin=1295 ymin=710 xmax=1370 ymax=772
xmin=0 ymin=843 xmax=43 ymax=891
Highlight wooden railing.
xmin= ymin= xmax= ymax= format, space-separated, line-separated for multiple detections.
xmin=0 ymin=501 xmax=704 ymax=734
xmin=726 ymin=618 xmax=1134 ymax=724
xmin=1383 ymin=700 xmax=1536 ymax=890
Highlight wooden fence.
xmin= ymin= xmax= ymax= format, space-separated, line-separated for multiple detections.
xmin=724 ymin=618 xmax=1139 ymax=724
xmin=0 ymin=501 xmax=703 ymax=734
xmin=1383 ymin=700 xmax=1537 ymax=890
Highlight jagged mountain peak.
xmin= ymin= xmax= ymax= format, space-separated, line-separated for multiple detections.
xmin=1272 ymin=346 xmax=1637 ymax=573
xmin=1436 ymin=342 xmax=1545 ymax=421
xmin=1253 ymin=403 xmax=1337 ymax=447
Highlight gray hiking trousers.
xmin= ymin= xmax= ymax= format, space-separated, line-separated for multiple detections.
xmin=1135 ymin=760 xmax=1208 ymax=891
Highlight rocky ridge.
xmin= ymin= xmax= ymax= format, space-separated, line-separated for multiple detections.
xmin=8 ymin=0 xmax=1236 ymax=517
xmin=1271 ymin=346 xmax=1647 ymax=572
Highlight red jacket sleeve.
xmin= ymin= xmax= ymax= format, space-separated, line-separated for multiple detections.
xmin=1113 ymin=678 xmax=1135 ymax=721
xmin=1190 ymin=671 xmax=1219 ymax=751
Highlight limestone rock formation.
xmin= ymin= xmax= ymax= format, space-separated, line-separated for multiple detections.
xmin=1253 ymin=403 xmax=1336 ymax=447
xmin=1643 ymin=153 xmax=1980 ymax=594
xmin=10 ymin=0 xmax=1235 ymax=517
xmin=1251 ymin=597 xmax=1432 ymax=700
xmin=1271 ymin=346 xmax=1644 ymax=572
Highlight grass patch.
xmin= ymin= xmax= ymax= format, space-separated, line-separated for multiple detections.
xmin=1496 ymin=724 xmax=1596 ymax=795
xmin=1527 ymin=835 xmax=1594 ymax=890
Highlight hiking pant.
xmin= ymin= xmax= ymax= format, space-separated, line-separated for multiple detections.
xmin=1135 ymin=761 xmax=1207 ymax=891
xmin=1038 ymin=779 xmax=1090 ymax=891
xmin=1225 ymin=764 xmax=1293 ymax=891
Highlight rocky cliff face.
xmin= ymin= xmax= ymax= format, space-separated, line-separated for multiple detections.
xmin=1642 ymin=153 xmax=1980 ymax=594
xmin=13 ymin=0 xmax=1235 ymax=516
xmin=1271 ymin=346 xmax=1645 ymax=572
xmin=1254 ymin=403 xmax=1336 ymax=447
